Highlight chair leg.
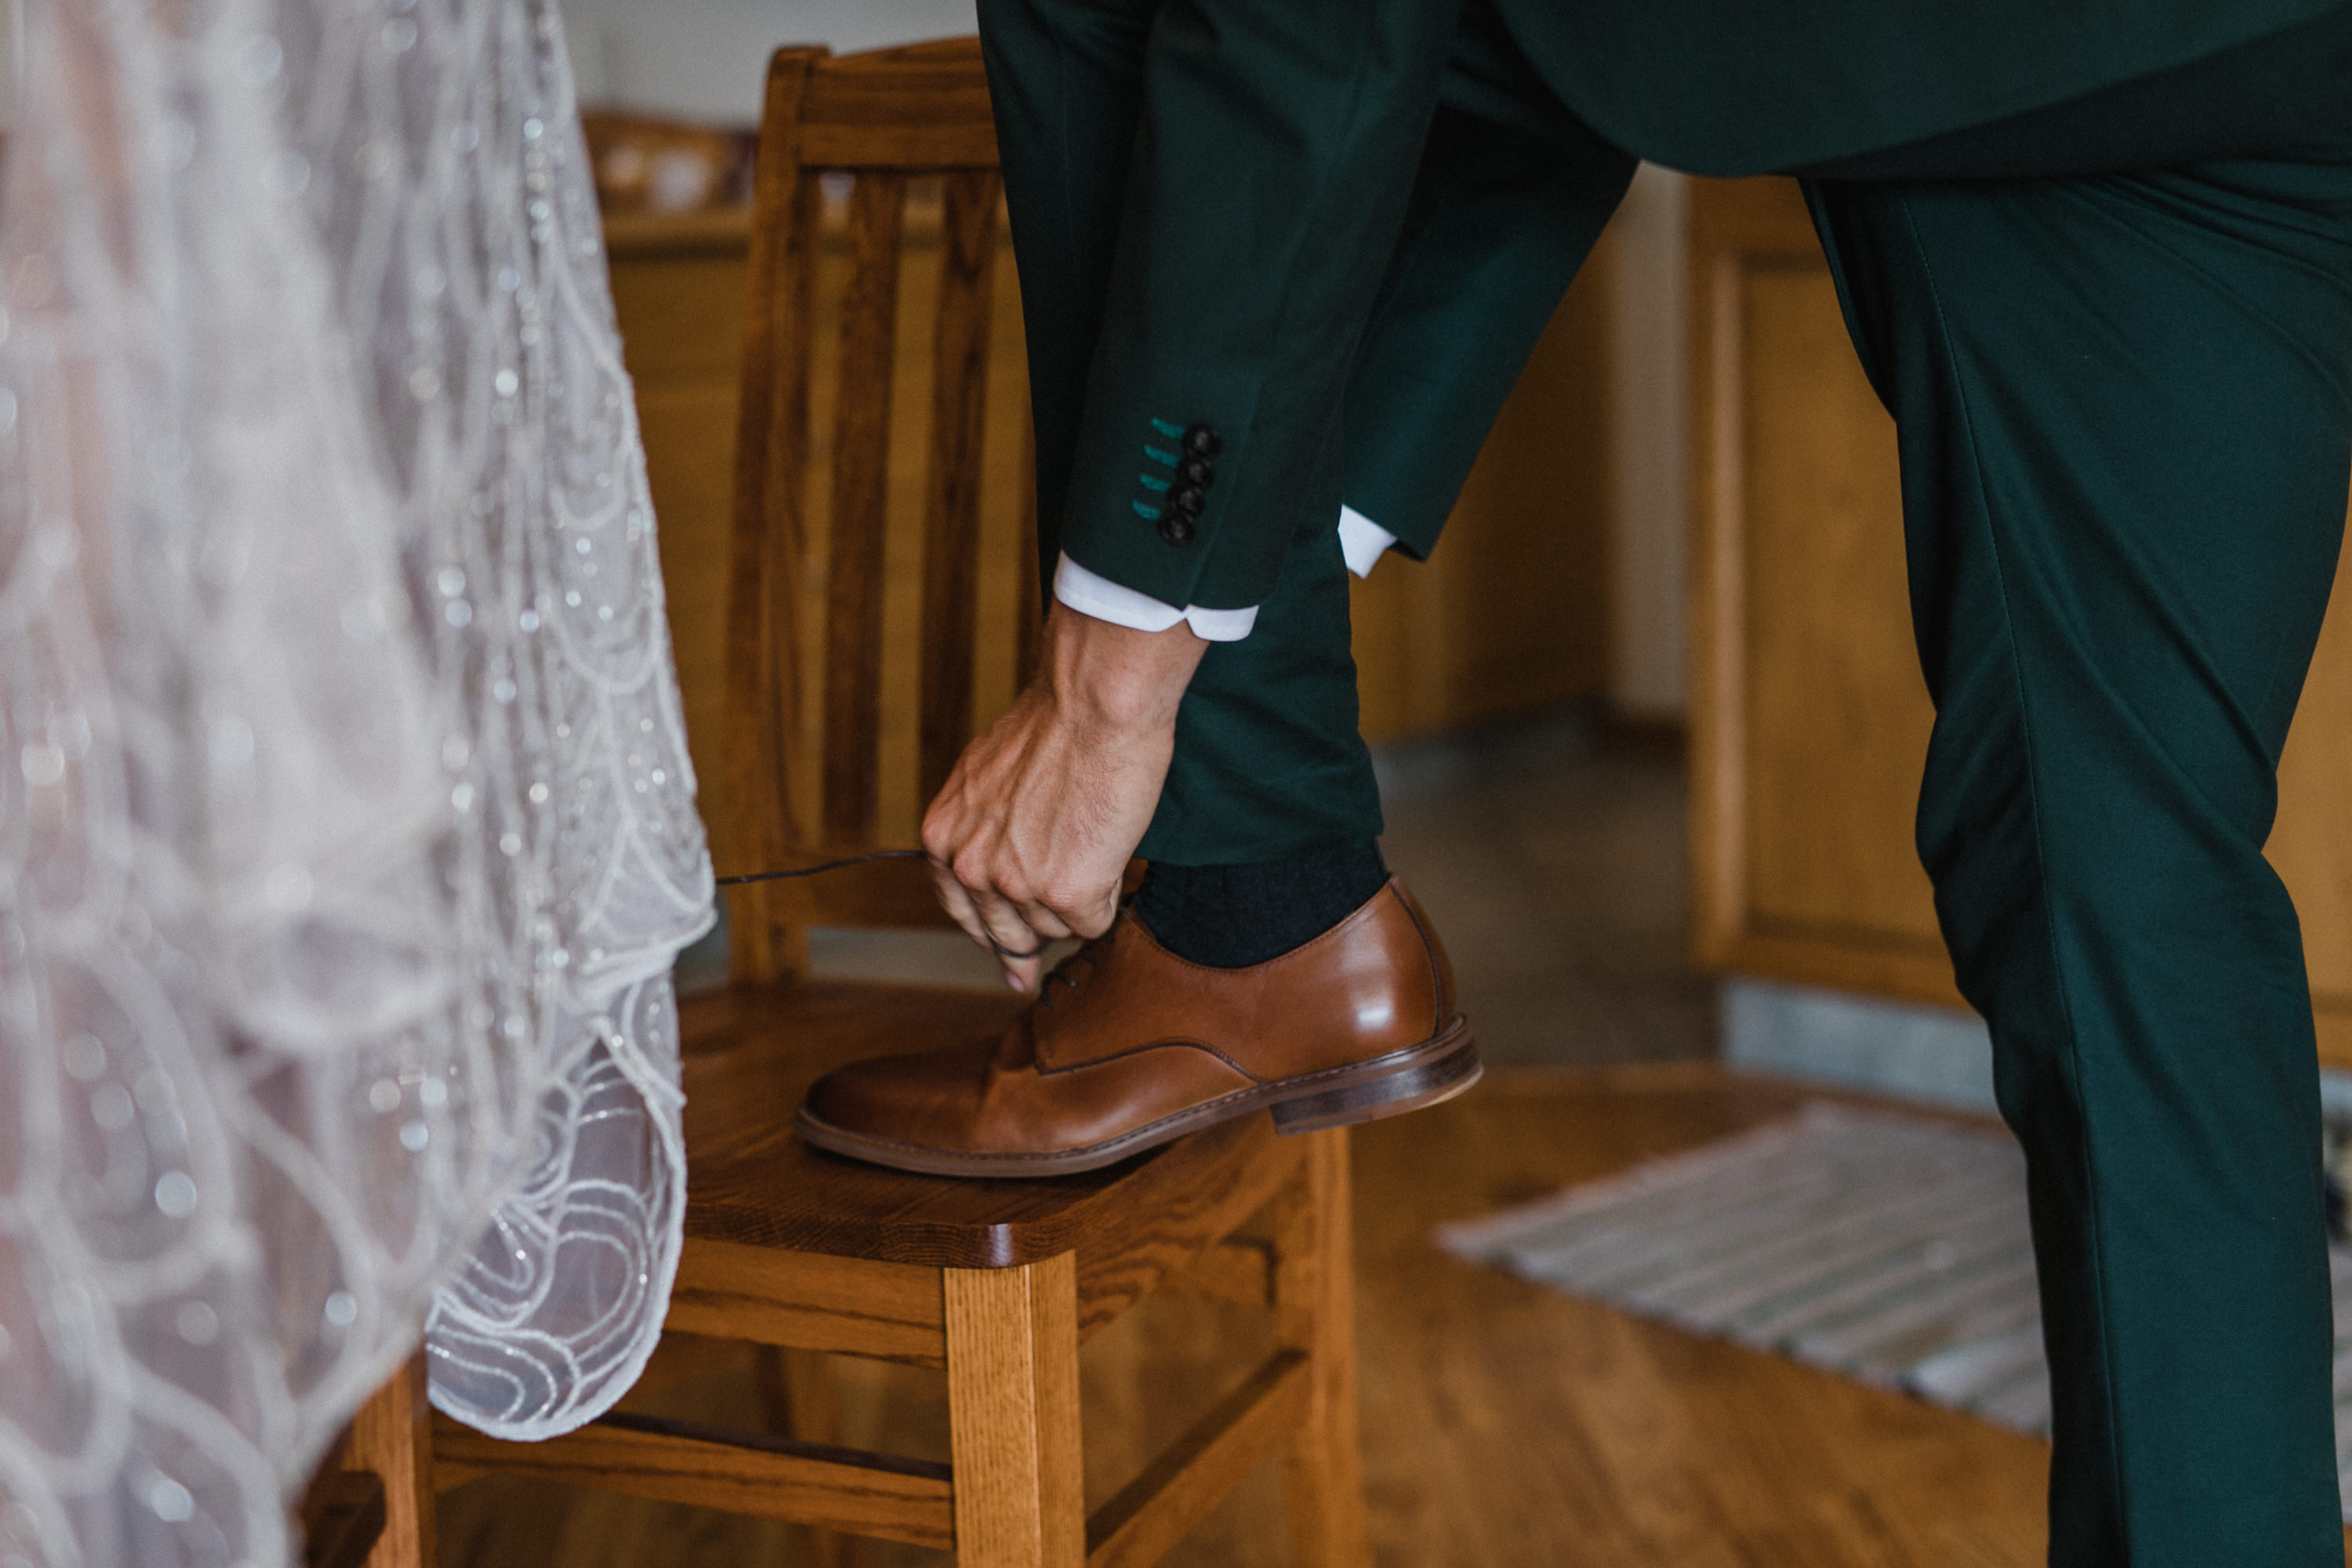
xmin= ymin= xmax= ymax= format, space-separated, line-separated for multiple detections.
xmin=943 ymin=1252 xmax=1084 ymax=1568
xmin=344 ymin=1352 xmax=437 ymax=1568
xmin=754 ymin=1345 xmax=865 ymax=1568
xmin=1272 ymin=1130 xmax=1371 ymax=1568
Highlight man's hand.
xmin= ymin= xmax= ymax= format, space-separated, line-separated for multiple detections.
xmin=923 ymin=600 xmax=1208 ymax=989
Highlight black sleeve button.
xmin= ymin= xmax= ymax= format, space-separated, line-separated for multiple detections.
xmin=1159 ymin=512 xmax=1197 ymax=546
xmin=1180 ymin=458 xmax=1214 ymax=488
xmin=1182 ymin=424 xmax=1221 ymax=459
xmin=1169 ymin=486 xmax=1206 ymax=517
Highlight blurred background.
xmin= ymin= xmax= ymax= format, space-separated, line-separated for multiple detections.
xmin=568 ymin=1 xmax=1723 ymax=1084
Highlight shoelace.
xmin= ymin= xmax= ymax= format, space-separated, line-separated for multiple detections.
xmin=1037 ymin=942 xmax=1102 ymax=1009
xmin=711 ymin=848 xmax=927 ymax=887
xmin=712 ymin=849 xmax=1062 ymax=962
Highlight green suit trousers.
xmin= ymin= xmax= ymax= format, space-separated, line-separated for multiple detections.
xmin=982 ymin=2 xmax=2352 ymax=1559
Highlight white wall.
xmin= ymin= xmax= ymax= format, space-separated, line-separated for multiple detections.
xmin=564 ymin=0 xmax=977 ymax=123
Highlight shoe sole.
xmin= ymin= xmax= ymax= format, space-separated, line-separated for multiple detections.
xmin=796 ymin=1018 xmax=1483 ymax=1179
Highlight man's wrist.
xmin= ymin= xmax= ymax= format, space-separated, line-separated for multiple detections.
xmin=1044 ymin=599 xmax=1207 ymax=732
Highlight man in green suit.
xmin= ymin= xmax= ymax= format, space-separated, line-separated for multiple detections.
xmin=797 ymin=2 xmax=2352 ymax=1558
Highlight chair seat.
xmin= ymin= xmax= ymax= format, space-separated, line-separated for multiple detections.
xmin=680 ymin=980 xmax=1293 ymax=1275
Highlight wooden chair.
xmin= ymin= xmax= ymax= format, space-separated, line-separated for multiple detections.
xmin=299 ymin=1428 xmax=387 ymax=1568
xmin=341 ymin=38 xmax=1372 ymax=1568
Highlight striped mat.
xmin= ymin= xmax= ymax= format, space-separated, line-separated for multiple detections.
xmin=1435 ymin=1104 xmax=2352 ymax=1515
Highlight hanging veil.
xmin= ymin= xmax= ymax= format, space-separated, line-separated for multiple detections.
xmin=0 ymin=0 xmax=714 ymax=1563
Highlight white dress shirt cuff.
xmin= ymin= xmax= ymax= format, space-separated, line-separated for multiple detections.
xmin=1338 ymin=504 xmax=1396 ymax=579
xmin=1051 ymin=553 xmax=1260 ymax=642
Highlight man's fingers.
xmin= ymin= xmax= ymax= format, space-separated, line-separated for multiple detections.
xmin=966 ymin=886 xmax=1047 ymax=989
xmin=1017 ymin=901 xmax=1077 ymax=944
xmin=1066 ymin=884 xmax=1121 ymax=941
xmin=927 ymin=858 xmax=999 ymax=956
xmin=927 ymin=845 xmax=1055 ymax=992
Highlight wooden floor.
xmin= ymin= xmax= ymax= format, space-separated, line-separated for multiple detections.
xmin=439 ymin=1064 xmax=2086 ymax=1567
xmin=1377 ymin=717 xmax=1712 ymax=1070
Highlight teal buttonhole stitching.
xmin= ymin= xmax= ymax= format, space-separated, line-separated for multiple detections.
xmin=1148 ymin=416 xmax=1185 ymax=438
xmin=1131 ymin=500 xmax=1160 ymax=520
xmin=1138 ymin=474 xmax=1171 ymax=492
xmin=1143 ymin=444 xmax=1177 ymax=466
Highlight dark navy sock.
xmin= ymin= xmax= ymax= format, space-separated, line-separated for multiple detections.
xmin=1131 ymin=840 xmax=1389 ymax=969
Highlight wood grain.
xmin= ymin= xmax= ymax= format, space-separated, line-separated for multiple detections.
xmin=919 ymin=169 xmax=1001 ymax=801
xmin=823 ymin=170 xmax=906 ymax=844
xmin=344 ymin=1355 xmax=436 ymax=1568
xmin=693 ymin=38 xmax=1038 ymax=967
xmin=799 ymin=41 xmax=1000 ymax=170
xmin=666 ymin=1239 xmax=947 ymax=1366
xmin=1069 ymin=1123 xmax=1301 ymax=1340
xmin=1272 ymin=1132 xmax=1370 ymax=1568
xmin=1159 ymin=1239 xmax=1276 ymax=1312
xmin=1085 ymin=1352 xmax=1312 ymax=1568
xmin=436 ymin=1067 xmax=2164 ymax=1567
xmin=433 ymin=1410 xmax=954 ymax=1550
xmin=720 ymin=47 xmax=822 ymax=984
xmin=759 ymin=1347 xmax=867 ymax=1568
xmin=302 ymin=1469 xmax=387 ymax=1568
xmin=946 ymin=1254 xmax=1087 ymax=1567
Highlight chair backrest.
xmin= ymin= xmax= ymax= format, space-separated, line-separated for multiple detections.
xmin=722 ymin=38 xmax=1041 ymax=983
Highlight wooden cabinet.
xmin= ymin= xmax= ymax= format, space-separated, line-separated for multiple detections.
xmin=1348 ymin=230 xmax=1617 ymax=742
xmin=1687 ymin=176 xmax=2352 ymax=1066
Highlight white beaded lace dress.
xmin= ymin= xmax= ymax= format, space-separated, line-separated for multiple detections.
xmin=0 ymin=1 xmax=716 ymax=1564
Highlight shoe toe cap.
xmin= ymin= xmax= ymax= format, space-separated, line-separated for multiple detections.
xmin=800 ymin=1041 xmax=994 ymax=1143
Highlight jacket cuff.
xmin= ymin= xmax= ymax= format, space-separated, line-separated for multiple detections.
xmin=1052 ymin=553 xmax=1259 ymax=642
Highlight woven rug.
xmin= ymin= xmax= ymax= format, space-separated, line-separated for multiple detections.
xmin=1435 ymin=1104 xmax=2352 ymax=1514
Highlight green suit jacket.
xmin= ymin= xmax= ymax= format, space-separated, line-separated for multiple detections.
xmin=1001 ymin=0 xmax=2345 ymax=615
xmin=1514 ymin=0 xmax=2343 ymax=176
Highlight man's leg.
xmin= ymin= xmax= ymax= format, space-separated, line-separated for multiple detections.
xmin=978 ymin=0 xmax=1385 ymax=932
xmin=1139 ymin=105 xmax=1632 ymax=869
xmin=1341 ymin=1 xmax=1636 ymax=557
xmin=1138 ymin=19 xmax=1635 ymax=875
xmin=984 ymin=0 xmax=1630 ymax=959
xmin=1809 ymin=162 xmax=2352 ymax=1564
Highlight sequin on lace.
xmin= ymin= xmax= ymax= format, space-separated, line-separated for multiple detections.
xmin=0 ymin=2 xmax=714 ymax=1563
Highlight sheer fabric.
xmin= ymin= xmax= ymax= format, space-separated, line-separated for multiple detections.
xmin=0 ymin=0 xmax=713 ymax=1564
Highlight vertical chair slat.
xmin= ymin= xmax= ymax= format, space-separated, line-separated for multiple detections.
xmin=918 ymin=169 xmax=1002 ymax=802
xmin=1017 ymin=408 xmax=1044 ymax=688
xmin=724 ymin=49 xmax=825 ymax=984
xmin=822 ymin=172 xmax=907 ymax=844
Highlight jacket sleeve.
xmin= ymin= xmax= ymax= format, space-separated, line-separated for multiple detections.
xmin=1049 ymin=0 xmax=1459 ymax=614
xmin=1340 ymin=83 xmax=1635 ymax=560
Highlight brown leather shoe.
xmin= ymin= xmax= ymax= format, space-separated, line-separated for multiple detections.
xmin=796 ymin=877 xmax=1479 ymax=1177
